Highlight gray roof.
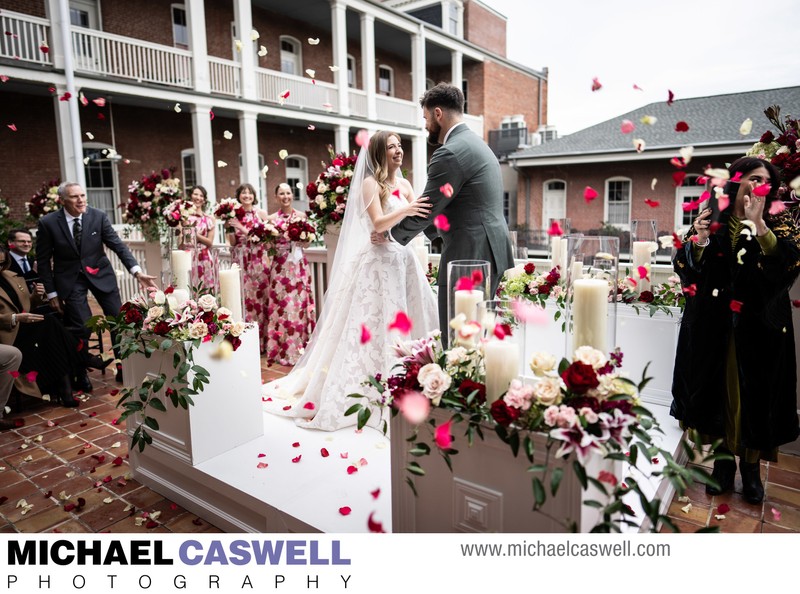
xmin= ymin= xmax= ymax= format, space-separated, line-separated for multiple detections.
xmin=509 ymin=86 xmax=800 ymax=160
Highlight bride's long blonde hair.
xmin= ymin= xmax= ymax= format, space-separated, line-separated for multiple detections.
xmin=367 ymin=130 xmax=401 ymax=209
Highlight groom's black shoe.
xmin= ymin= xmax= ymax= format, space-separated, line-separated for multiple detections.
xmin=740 ymin=460 xmax=764 ymax=504
xmin=706 ymin=457 xmax=736 ymax=495
xmin=72 ymin=372 xmax=93 ymax=394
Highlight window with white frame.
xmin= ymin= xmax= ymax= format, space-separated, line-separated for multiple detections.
xmin=378 ymin=65 xmax=393 ymax=96
xmin=347 ymin=54 xmax=356 ymax=88
xmin=286 ymin=156 xmax=309 ymax=210
xmin=171 ymin=4 xmax=188 ymax=49
xmin=604 ymin=177 xmax=631 ymax=228
xmin=675 ymin=174 xmax=703 ymax=231
xmin=181 ymin=149 xmax=197 ymax=190
xmin=280 ymin=36 xmax=302 ymax=76
xmin=447 ymin=1 xmax=459 ymax=35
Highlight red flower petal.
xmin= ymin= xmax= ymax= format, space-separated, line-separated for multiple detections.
xmin=471 ymin=269 xmax=484 ymax=284
xmin=8 ymin=371 xmax=19 ymax=379
xmin=320 ymin=448 xmax=330 ymax=457
xmin=292 ymin=442 xmax=300 ymax=447
xmin=547 ymin=220 xmax=563 ymax=236
xmin=347 ymin=465 xmax=358 ymax=475
xmin=388 ymin=311 xmax=412 ymax=335
xmin=637 ymin=265 xmax=649 ymax=280
xmin=644 ymin=198 xmax=660 ymax=208
xmin=454 ymin=276 xmax=474 ymax=291
xmin=24 ymin=371 xmax=37 ymax=383
xmin=88 ymin=412 xmax=97 ymax=418
xmin=591 ymin=77 xmax=602 ymax=92
xmin=7 ymin=123 xmax=17 ymax=132
xmin=440 ymin=183 xmax=454 ymax=198
xmin=292 ymin=455 xmax=302 ymax=463
xmin=170 ymin=503 xmax=178 ymax=510
xmin=282 ymin=405 xmax=291 ymax=411
xmin=303 ymin=402 xmax=315 ymax=410
xmin=675 ymin=121 xmax=689 ymax=132
xmin=583 ymin=186 xmax=598 ymax=203
xmin=682 ymin=283 xmax=697 ymax=297
xmin=63 ymin=503 xmax=76 ymax=512
xmin=145 ymin=520 xmax=158 ymax=529
xmin=717 ymin=503 xmax=731 ymax=514
xmin=360 ymin=324 xmax=371 ymax=344
xmin=102 ymin=476 xmax=112 ymax=483
xmin=729 ymin=299 xmax=743 ymax=313
xmin=371 ymin=488 xmax=381 ymax=499
xmin=667 ymin=90 xmax=675 ymax=106
xmin=111 ymin=457 xmax=123 ymax=466
xmin=672 ymin=171 xmax=687 ymax=187
xmin=434 ymin=419 xmax=454 ymax=450
xmin=257 ymin=453 xmax=266 ymax=458
xmin=339 ymin=506 xmax=352 ymax=516
xmin=598 ymin=470 xmax=618 ymax=486
xmin=43 ymin=490 xmax=52 ymax=498
xmin=209 ymin=110 xmax=215 ymax=120
xmin=791 ymin=300 xmax=800 ymax=308
xmin=433 ymin=214 xmax=450 ymax=231
xmin=85 ymin=266 xmax=99 ymax=275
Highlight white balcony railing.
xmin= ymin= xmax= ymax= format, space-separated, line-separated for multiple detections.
xmin=376 ymin=94 xmax=419 ymax=126
xmin=256 ymin=69 xmax=338 ymax=111
xmin=209 ymin=57 xmax=240 ymax=96
xmin=348 ymin=89 xmax=368 ymax=118
xmin=71 ymin=27 xmax=192 ymax=88
xmin=0 ymin=10 xmax=51 ymax=65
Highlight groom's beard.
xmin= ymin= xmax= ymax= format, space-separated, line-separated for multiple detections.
xmin=426 ymin=122 xmax=442 ymax=146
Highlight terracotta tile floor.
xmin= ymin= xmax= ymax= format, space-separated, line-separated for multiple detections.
xmin=1 ymin=355 xmax=798 ymax=534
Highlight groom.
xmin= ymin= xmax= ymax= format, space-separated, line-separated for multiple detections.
xmin=384 ymin=82 xmax=514 ymax=347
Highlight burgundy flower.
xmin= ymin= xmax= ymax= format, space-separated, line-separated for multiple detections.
xmin=638 ymin=290 xmax=654 ymax=303
xmin=124 ymin=308 xmax=143 ymax=325
xmin=538 ymin=283 xmax=552 ymax=296
xmin=490 ymin=399 xmax=520 ymax=426
xmin=458 ymin=379 xmax=486 ymax=404
xmin=225 ymin=335 xmax=242 ymax=351
xmin=561 ymin=361 xmax=599 ymax=394
xmin=546 ymin=269 xmax=560 ymax=284
xmin=153 ymin=321 xmax=170 ymax=336
xmin=760 ymin=130 xmax=775 ymax=144
xmin=524 ymin=263 xmax=536 ymax=275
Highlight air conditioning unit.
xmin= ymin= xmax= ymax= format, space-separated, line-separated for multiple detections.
xmin=528 ymin=132 xmax=542 ymax=146
xmin=537 ymin=125 xmax=558 ymax=143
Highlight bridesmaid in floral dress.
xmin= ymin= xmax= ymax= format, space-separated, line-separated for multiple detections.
xmin=187 ymin=185 xmax=216 ymax=291
xmin=227 ymin=182 xmax=271 ymax=352
xmin=264 ymin=183 xmax=317 ymax=365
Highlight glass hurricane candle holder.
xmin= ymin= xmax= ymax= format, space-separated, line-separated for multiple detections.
xmin=215 ymin=245 xmax=245 ymax=322
xmin=564 ymin=236 xmax=619 ymax=358
xmin=630 ymin=220 xmax=658 ymax=294
xmin=447 ymin=260 xmax=491 ymax=347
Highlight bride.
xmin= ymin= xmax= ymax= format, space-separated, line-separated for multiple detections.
xmin=262 ymin=130 xmax=439 ymax=431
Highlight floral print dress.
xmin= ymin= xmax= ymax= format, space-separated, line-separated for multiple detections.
xmin=234 ymin=210 xmax=271 ymax=353
xmin=192 ymin=214 xmax=216 ymax=292
xmin=265 ymin=210 xmax=316 ymax=365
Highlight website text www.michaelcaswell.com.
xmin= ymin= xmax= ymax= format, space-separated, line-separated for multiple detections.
xmin=461 ymin=540 xmax=671 ymax=558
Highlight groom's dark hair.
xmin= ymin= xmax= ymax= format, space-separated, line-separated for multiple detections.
xmin=419 ymin=83 xmax=464 ymax=114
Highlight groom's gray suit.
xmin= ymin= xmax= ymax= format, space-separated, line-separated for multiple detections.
xmin=390 ymin=123 xmax=514 ymax=346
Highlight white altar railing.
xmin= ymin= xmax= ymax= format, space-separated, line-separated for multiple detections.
xmin=376 ymin=94 xmax=418 ymax=126
xmin=71 ymin=27 xmax=193 ymax=88
xmin=0 ymin=11 xmax=51 ymax=65
xmin=256 ymin=69 xmax=338 ymax=110
xmin=208 ymin=56 xmax=240 ymax=96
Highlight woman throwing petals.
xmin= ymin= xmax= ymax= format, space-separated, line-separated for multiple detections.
xmin=263 ymin=131 xmax=438 ymax=431
xmin=671 ymin=156 xmax=800 ymax=504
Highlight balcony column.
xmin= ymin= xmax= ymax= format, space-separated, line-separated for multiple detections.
xmin=450 ymin=49 xmax=463 ymax=90
xmin=238 ymin=110 xmax=261 ymax=195
xmin=190 ymin=103 xmax=216 ymax=192
xmin=411 ymin=26 xmax=426 ymax=108
xmin=360 ymin=13 xmax=377 ymax=121
xmin=52 ymin=84 xmax=84 ymax=186
xmin=330 ymin=0 xmax=349 ymax=117
xmin=44 ymin=0 xmax=66 ymax=70
xmin=233 ymin=0 xmax=257 ymax=101
xmin=334 ymin=125 xmax=350 ymax=154
xmin=411 ymin=133 xmax=428 ymax=196
xmin=186 ymin=0 xmax=210 ymax=94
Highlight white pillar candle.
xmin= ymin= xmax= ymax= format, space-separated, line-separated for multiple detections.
xmin=412 ymin=236 xmax=429 ymax=271
xmin=550 ymin=236 xmax=562 ymax=270
xmin=170 ymin=249 xmax=192 ymax=291
xmin=571 ymin=260 xmax=584 ymax=283
xmin=454 ymin=289 xmax=483 ymax=322
xmin=572 ymin=278 xmax=608 ymax=353
xmin=632 ymin=241 xmax=654 ymax=293
xmin=219 ymin=266 xmax=243 ymax=322
xmin=484 ymin=339 xmax=520 ymax=404
xmin=560 ymin=238 xmax=569 ymax=273
xmin=171 ymin=288 xmax=190 ymax=308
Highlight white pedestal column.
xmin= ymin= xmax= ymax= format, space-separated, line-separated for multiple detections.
xmin=334 ymin=124 xmax=350 ymax=154
xmin=238 ymin=110 xmax=261 ymax=195
xmin=331 ymin=0 xmax=350 ymax=117
xmin=233 ymin=0 xmax=257 ymax=101
xmin=187 ymin=0 xmax=210 ymax=94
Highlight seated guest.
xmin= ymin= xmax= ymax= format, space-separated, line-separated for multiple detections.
xmin=0 ymin=244 xmax=109 ymax=407
xmin=0 ymin=344 xmax=22 ymax=430
xmin=6 ymin=229 xmax=36 ymax=284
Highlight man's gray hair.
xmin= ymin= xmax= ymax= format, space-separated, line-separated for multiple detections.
xmin=57 ymin=181 xmax=82 ymax=200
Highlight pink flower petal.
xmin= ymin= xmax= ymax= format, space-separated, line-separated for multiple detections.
xmin=511 ymin=299 xmax=548 ymax=325
xmin=752 ymin=184 xmax=771 ymax=197
xmin=371 ymin=488 xmax=381 ymax=500
xmin=340 ymin=452 xmax=348 ymax=459
xmin=637 ymin=266 xmax=649 ymax=280
xmin=209 ymin=110 xmax=215 ymax=120
xmin=633 ymin=84 xmax=643 ymax=91
xmin=547 ymin=220 xmax=563 ymax=236
xmin=360 ymin=324 xmax=371 ymax=344
xmin=24 ymin=371 xmax=37 ymax=383
xmin=7 ymin=123 xmax=17 ymax=132
xmin=583 ymin=186 xmax=598 ymax=203
xmin=355 ymin=129 xmax=369 ymax=147
xmin=433 ymin=214 xmax=450 ymax=231
xmin=434 ymin=420 xmax=454 ymax=450
xmin=440 ymin=183 xmax=454 ymax=198
xmin=620 ymin=119 xmax=635 ymax=134
xmin=339 ymin=506 xmax=351 ymax=516
xmin=92 ymin=97 xmax=106 ymax=107
xmin=673 ymin=171 xmax=686 ymax=187
xmin=397 ymin=391 xmax=430 ymax=424
xmin=0 ymin=75 xmax=9 ymax=83
xmin=717 ymin=194 xmax=730 ymax=212
xmin=358 ymin=458 xmax=368 ymax=467
xmin=257 ymin=462 xmax=269 ymax=469
xmin=731 ymin=172 xmax=743 ymax=182
xmin=591 ymin=77 xmax=602 ymax=92
xmin=257 ymin=453 xmax=266 ymax=458
xmin=769 ymin=200 xmax=786 ymax=215
xmin=771 ymin=507 xmax=781 ymax=521
xmin=388 ymin=311 xmax=412 ymax=335
xmin=598 ymin=470 xmax=618 ymax=486
xmin=644 ymin=198 xmax=660 ymax=208
xmin=454 ymin=276 xmax=474 ymax=291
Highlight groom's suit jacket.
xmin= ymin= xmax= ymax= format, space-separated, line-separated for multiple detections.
xmin=390 ymin=123 xmax=514 ymax=343
xmin=36 ymin=206 xmax=139 ymax=300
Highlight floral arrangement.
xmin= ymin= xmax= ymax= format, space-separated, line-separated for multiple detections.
xmin=246 ymin=219 xmax=280 ymax=257
xmin=283 ymin=217 xmax=317 ymax=244
xmin=305 ymin=147 xmax=358 ymax=236
xmin=348 ymin=319 xmax=718 ymax=531
xmin=26 ymin=178 xmax=61 ymax=221
xmin=91 ymin=287 xmax=250 ymax=452
xmin=614 ymin=274 xmax=685 ymax=315
xmin=746 ymin=105 xmax=800 ymax=224
xmin=124 ymin=168 xmax=183 ymax=242
xmin=163 ymin=199 xmax=200 ymax=228
xmin=213 ymin=198 xmax=243 ymax=223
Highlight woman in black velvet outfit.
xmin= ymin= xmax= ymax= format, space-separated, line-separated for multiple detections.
xmin=671 ymin=156 xmax=800 ymax=504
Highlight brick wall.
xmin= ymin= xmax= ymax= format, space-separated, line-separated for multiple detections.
xmin=517 ymin=160 xmax=712 ymax=235
xmin=463 ymin=0 xmax=506 ymax=57
xmin=481 ymin=60 xmax=542 ymax=134
xmin=3 ymin=0 xmax=46 ymax=17
xmin=99 ymin=0 xmax=173 ymax=46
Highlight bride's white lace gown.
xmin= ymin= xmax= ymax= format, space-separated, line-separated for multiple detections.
xmin=262 ymin=193 xmax=438 ymax=431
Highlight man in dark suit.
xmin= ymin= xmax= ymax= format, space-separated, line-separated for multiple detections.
xmin=384 ymin=83 xmax=514 ymax=347
xmin=6 ymin=229 xmax=37 ymax=286
xmin=36 ymin=182 xmax=156 ymax=385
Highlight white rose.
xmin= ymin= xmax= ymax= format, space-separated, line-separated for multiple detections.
xmin=532 ymin=377 xmax=564 ymax=406
xmin=317 ymin=183 xmax=329 ymax=193
xmin=217 ymin=307 xmax=232 ymax=319
xmin=504 ymin=264 xmax=527 ymax=281
xmin=188 ymin=321 xmax=208 ymax=339
xmin=146 ymin=306 xmax=164 ymax=321
xmin=229 ymin=321 xmax=246 ymax=337
xmin=445 ymin=347 xmax=469 ymax=367
xmin=166 ymin=295 xmax=177 ymax=310
xmin=574 ymin=346 xmax=607 ymax=369
xmin=417 ymin=363 xmax=452 ymax=406
xmin=197 ymin=294 xmax=217 ymax=312
xmin=335 ymin=186 xmax=345 ymax=194
xmin=529 ymin=351 xmax=557 ymax=376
